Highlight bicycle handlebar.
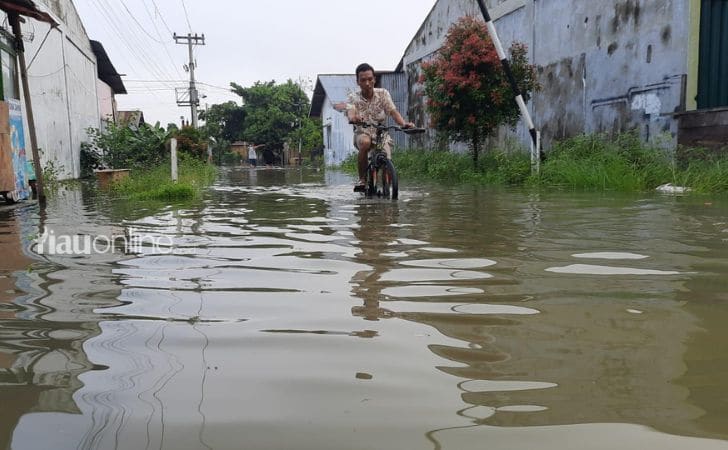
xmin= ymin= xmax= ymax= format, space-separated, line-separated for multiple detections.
xmin=349 ymin=121 xmax=426 ymax=134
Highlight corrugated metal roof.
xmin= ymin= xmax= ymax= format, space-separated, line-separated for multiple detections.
xmin=0 ymin=0 xmax=57 ymax=25
xmin=90 ymin=40 xmax=127 ymax=94
xmin=310 ymin=74 xmax=357 ymax=117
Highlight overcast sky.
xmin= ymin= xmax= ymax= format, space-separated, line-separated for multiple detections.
xmin=73 ymin=0 xmax=437 ymax=126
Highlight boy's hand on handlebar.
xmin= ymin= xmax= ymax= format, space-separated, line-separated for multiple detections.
xmin=402 ymin=122 xmax=415 ymax=129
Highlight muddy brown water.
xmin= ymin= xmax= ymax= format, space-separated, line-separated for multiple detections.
xmin=0 ymin=167 xmax=727 ymax=450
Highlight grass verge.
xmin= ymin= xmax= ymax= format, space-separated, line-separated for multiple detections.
xmin=110 ymin=158 xmax=217 ymax=201
xmin=340 ymin=132 xmax=728 ymax=193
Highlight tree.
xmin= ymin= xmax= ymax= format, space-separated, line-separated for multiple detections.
xmin=231 ymin=79 xmax=310 ymax=163
xmin=421 ymin=16 xmax=539 ymax=163
xmin=201 ymin=80 xmax=320 ymax=165
xmin=200 ymin=101 xmax=245 ymax=143
xmin=288 ymin=116 xmax=323 ymax=160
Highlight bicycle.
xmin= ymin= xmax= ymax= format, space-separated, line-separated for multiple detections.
xmin=350 ymin=122 xmax=424 ymax=200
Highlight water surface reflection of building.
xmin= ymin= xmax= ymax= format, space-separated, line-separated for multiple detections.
xmin=349 ymin=190 xmax=728 ymax=443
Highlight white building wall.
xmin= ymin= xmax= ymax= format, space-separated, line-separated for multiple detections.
xmin=97 ymin=80 xmax=114 ymax=125
xmin=321 ymin=97 xmax=355 ymax=166
xmin=62 ymin=37 xmax=99 ymax=178
xmin=5 ymin=0 xmax=100 ymax=179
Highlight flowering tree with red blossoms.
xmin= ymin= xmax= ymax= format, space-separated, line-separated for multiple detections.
xmin=421 ymin=16 xmax=539 ymax=163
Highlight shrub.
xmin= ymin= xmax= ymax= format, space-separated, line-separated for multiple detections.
xmin=83 ymin=123 xmax=169 ymax=172
xmin=173 ymin=126 xmax=209 ymax=160
xmin=420 ymin=16 xmax=539 ymax=163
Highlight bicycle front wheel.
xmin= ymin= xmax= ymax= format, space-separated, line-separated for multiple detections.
xmin=381 ymin=159 xmax=398 ymax=200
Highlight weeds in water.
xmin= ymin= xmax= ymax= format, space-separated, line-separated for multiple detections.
xmin=337 ymin=132 xmax=728 ymax=193
xmin=341 ymin=140 xmax=531 ymax=186
xmin=394 ymin=147 xmax=531 ymax=185
xmin=110 ymin=158 xmax=217 ymax=201
xmin=535 ymin=132 xmax=674 ymax=191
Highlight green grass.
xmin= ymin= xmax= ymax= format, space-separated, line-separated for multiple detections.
xmin=535 ymin=133 xmax=674 ymax=191
xmin=341 ymin=142 xmax=531 ymax=186
xmin=110 ymin=158 xmax=217 ymax=201
xmin=339 ymin=132 xmax=728 ymax=194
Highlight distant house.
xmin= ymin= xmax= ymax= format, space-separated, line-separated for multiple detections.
xmin=229 ymin=141 xmax=248 ymax=161
xmin=310 ymin=72 xmax=411 ymax=167
xmin=401 ymin=0 xmax=728 ymax=151
xmin=91 ymin=40 xmax=126 ymax=127
xmin=310 ymin=75 xmax=357 ymax=167
xmin=117 ymin=111 xmax=145 ymax=128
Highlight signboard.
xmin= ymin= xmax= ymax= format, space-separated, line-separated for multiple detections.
xmin=7 ymin=99 xmax=28 ymax=200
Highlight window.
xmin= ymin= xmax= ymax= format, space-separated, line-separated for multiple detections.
xmin=1 ymin=49 xmax=19 ymax=100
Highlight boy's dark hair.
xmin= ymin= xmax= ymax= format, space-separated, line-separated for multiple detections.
xmin=355 ymin=63 xmax=375 ymax=79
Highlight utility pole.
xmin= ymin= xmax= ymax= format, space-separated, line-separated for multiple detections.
xmin=475 ymin=0 xmax=540 ymax=173
xmin=9 ymin=13 xmax=45 ymax=203
xmin=174 ymin=33 xmax=205 ymax=128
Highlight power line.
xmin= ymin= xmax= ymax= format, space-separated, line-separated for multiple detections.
xmin=141 ymin=0 xmax=184 ymax=79
xmin=92 ymin=0 xmax=178 ymax=90
xmin=126 ymin=79 xmax=237 ymax=93
xmin=119 ymin=1 xmax=165 ymax=44
xmin=151 ymin=0 xmax=174 ymax=36
xmin=83 ymin=0 xmax=163 ymax=100
xmin=125 ymin=79 xmax=187 ymax=82
xmin=197 ymin=82 xmax=236 ymax=92
xmin=181 ymin=0 xmax=193 ymax=32
xmin=100 ymin=0 xmax=177 ymax=82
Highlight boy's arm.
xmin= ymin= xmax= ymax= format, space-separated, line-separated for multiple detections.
xmin=390 ymin=109 xmax=414 ymax=128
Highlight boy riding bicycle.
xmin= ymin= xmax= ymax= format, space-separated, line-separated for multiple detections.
xmin=346 ymin=63 xmax=415 ymax=189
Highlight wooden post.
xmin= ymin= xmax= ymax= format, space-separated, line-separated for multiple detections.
xmin=9 ymin=12 xmax=45 ymax=202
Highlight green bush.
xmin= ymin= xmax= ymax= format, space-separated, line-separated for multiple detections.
xmin=82 ymin=123 xmax=170 ymax=172
xmin=173 ymin=126 xmax=209 ymax=160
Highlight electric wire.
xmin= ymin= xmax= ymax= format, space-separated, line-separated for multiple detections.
xmin=119 ymin=1 xmax=166 ymax=44
xmin=83 ymin=0 xmax=163 ymax=100
xmin=98 ymin=0 xmax=178 ymax=82
xmin=141 ymin=0 xmax=184 ymax=79
xmin=151 ymin=0 xmax=175 ymax=36
xmin=91 ymin=0 xmax=178 ymax=91
xmin=181 ymin=0 xmax=193 ymax=33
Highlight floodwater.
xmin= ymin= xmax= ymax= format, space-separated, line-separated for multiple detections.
xmin=1 ymin=166 xmax=728 ymax=450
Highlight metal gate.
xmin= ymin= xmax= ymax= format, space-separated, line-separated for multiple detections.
xmin=697 ymin=0 xmax=728 ymax=109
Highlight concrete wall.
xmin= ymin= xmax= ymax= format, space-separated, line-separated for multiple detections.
xmin=403 ymin=0 xmax=693 ymax=152
xmin=3 ymin=0 xmax=100 ymax=179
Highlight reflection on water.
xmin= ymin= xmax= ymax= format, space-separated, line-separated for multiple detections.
xmin=0 ymin=168 xmax=727 ymax=449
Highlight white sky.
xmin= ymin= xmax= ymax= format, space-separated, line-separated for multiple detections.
xmin=73 ymin=0 xmax=437 ymax=126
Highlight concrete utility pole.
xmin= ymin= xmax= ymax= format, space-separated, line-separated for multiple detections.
xmin=475 ymin=0 xmax=541 ymax=173
xmin=174 ymin=33 xmax=205 ymax=128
